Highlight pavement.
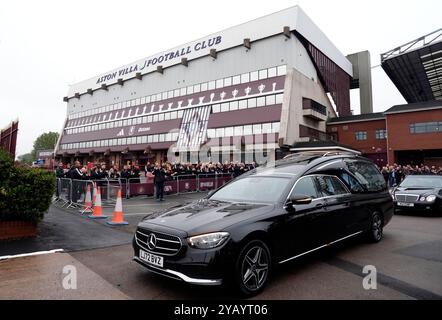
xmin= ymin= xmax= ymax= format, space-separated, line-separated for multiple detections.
xmin=0 ymin=192 xmax=441 ymax=300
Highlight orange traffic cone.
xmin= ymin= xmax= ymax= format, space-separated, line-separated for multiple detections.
xmin=107 ymin=189 xmax=128 ymax=225
xmin=88 ymin=186 xmax=108 ymax=219
xmin=79 ymin=184 xmax=93 ymax=214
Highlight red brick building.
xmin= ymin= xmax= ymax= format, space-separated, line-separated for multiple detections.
xmin=327 ymin=101 xmax=442 ymax=167
xmin=327 ymin=113 xmax=387 ymax=167
xmin=385 ymin=101 xmax=442 ymax=166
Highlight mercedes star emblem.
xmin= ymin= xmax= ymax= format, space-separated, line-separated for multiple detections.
xmin=147 ymin=233 xmax=157 ymax=250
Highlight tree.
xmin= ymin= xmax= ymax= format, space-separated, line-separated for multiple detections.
xmin=31 ymin=132 xmax=59 ymax=160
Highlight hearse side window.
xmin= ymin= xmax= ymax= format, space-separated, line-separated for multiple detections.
xmin=339 ymin=172 xmax=365 ymax=193
xmin=292 ymin=177 xmax=319 ymax=199
xmin=315 ymin=176 xmax=348 ymax=197
xmin=345 ymin=160 xmax=386 ymax=192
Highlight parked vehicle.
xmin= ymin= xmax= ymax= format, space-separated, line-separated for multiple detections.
xmin=392 ymin=175 xmax=442 ymax=215
xmin=133 ymin=152 xmax=393 ymax=296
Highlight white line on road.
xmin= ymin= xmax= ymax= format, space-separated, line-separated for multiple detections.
xmin=0 ymin=249 xmax=64 ymax=261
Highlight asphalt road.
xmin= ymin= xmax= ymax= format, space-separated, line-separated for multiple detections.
xmin=0 ymin=192 xmax=441 ymax=300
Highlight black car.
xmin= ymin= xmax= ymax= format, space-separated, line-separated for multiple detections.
xmin=133 ymin=152 xmax=393 ymax=296
xmin=392 ymin=175 xmax=442 ymax=214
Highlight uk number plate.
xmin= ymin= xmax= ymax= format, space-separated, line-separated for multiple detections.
xmin=139 ymin=249 xmax=163 ymax=267
xmin=397 ymin=202 xmax=414 ymax=207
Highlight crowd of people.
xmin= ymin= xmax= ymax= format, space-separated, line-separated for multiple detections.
xmin=55 ymin=160 xmax=259 ymax=182
xmin=380 ymin=164 xmax=442 ymax=187
xmin=55 ymin=160 xmax=259 ymax=202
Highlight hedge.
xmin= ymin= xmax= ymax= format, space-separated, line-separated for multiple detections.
xmin=0 ymin=148 xmax=55 ymax=223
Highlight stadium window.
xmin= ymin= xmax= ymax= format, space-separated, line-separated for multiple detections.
xmin=232 ymin=75 xmax=241 ymax=85
xmin=355 ymin=131 xmax=367 ymax=141
xmin=177 ymin=110 xmax=184 ymax=118
xmin=164 ymin=113 xmax=171 ymax=121
xmin=216 ymin=128 xmax=225 ymax=138
xmin=161 ymin=92 xmax=167 ymax=100
xmin=257 ymin=97 xmax=266 ymax=107
xmin=180 ymin=87 xmax=187 ymax=96
xmin=262 ymin=123 xmax=272 ymax=133
xmin=153 ymin=114 xmax=158 ymax=122
xmin=135 ymin=98 xmax=140 ymax=105
xmin=277 ymin=65 xmax=287 ymax=76
xmin=266 ymin=95 xmax=276 ymax=105
xmin=272 ymin=122 xmax=280 ymax=133
xmin=141 ymin=136 xmax=147 ymax=143
xmin=152 ymin=135 xmax=159 ymax=143
xmin=268 ymin=67 xmax=277 ymax=78
xmin=253 ymin=124 xmax=262 ymax=134
xmin=229 ymin=100 xmax=238 ymax=111
xmin=233 ymin=126 xmax=243 ymax=136
xmin=174 ymin=89 xmax=180 ymax=97
xmin=258 ymin=69 xmax=268 ymax=80
xmin=243 ymin=125 xmax=253 ymax=135
xmin=224 ymin=77 xmax=232 ymax=87
xmin=221 ymin=103 xmax=229 ymax=112
xmin=207 ymin=129 xmax=215 ymax=138
xmin=241 ymin=73 xmax=250 ymax=83
xmin=250 ymin=71 xmax=259 ymax=82
xmin=170 ymin=112 xmax=177 ymax=120
xmin=151 ymin=95 xmax=156 ymax=102
xmin=193 ymin=84 xmax=201 ymax=93
xmin=168 ymin=91 xmax=174 ymax=99
xmin=208 ymin=81 xmax=216 ymax=90
xmin=186 ymin=86 xmax=194 ymax=95
xmin=247 ymin=98 xmax=257 ymax=108
xmin=212 ymin=104 xmax=221 ymax=113
xmin=216 ymin=79 xmax=224 ymax=89
xmin=158 ymin=113 xmax=165 ymax=121
xmin=147 ymin=135 xmax=153 ymax=143
xmin=201 ymin=82 xmax=208 ymax=91
xmin=156 ymin=93 xmax=162 ymax=101
xmin=275 ymin=93 xmax=284 ymax=104
xmin=238 ymin=99 xmax=247 ymax=109
xmin=225 ymin=127 xmax=234 ymax=137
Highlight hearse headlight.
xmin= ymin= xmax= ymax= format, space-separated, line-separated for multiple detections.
xmin=420 ymin=196 xmax=426 ymax=202
xmin=426 ymin=195 xmax=436 ymax=202
xmin=188 ymin=232 xmax=230 ymax=249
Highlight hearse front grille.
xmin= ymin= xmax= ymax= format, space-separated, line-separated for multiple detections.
xmin=395 ymin=194 xmax=419 ymax=203
xmin=135 ymin=228 xmax=182 ymax=256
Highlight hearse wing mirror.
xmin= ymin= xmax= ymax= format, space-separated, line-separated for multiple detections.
xmin=290 ymin=194 xmax=313 ymax=205
xmin=285 ymin=194 xmax=312 ymax=213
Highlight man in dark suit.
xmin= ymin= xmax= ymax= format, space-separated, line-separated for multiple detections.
xmin=152 ymin=162 xmax=167 ymax=201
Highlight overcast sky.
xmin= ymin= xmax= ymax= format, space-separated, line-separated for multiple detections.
xmin=1 ymin=0 xmax=441 ymax=158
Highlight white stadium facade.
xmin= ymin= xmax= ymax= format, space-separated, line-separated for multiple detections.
xmin=56 ymin=6 xmax=359 ymax=167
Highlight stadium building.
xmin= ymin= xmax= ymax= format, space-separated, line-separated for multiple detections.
xmin=56 ymin=6 xmax=365 ymax=167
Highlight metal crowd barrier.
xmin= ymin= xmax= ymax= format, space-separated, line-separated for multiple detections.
xmin=53 ymin=174 xmax=235 ymax=206
xmin=126 ymin=173 xmax=235 ymax=198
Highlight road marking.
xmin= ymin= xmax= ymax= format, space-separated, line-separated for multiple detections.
xmin=0 ymin=249 xmax=64 ymax=261
xmin=325 ymin=257 xmax=442 ymax=300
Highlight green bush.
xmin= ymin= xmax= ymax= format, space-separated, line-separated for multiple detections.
xmin=0 ymin=149 xmax=55 ymax=223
